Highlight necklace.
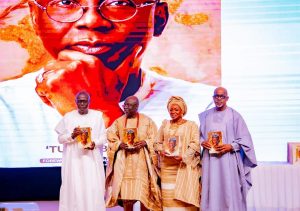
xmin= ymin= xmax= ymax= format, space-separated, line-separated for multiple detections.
xmin=171 ymin=119 xmax=186 ymax=126
xmin=169 ymin=121 xmax=180 ymax=137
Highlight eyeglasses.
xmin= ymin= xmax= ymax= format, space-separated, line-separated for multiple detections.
xmin=122 ymin=102 xmax=137 ymax=108
xmin=33 ymin=0 xmax=157 ymax=23
xmin=76 ymin=99 xmax=89 ymax=103
xmin=213 ymin=94 xmax=227 ymax=100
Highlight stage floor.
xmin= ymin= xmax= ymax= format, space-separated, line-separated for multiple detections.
xmin=0 ymin=201 xmax=141 ymax=211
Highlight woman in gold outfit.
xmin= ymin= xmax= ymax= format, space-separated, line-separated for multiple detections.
xmin=156 ymin=96 xmax=201 ymax=211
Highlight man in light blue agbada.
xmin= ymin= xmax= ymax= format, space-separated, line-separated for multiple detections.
xmin=199 ymin=87 xmax=257 ymax=211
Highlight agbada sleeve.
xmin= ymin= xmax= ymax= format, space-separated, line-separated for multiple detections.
xmin=233 ymin=111 xmax=257 ymax=168
xmin=144 ymin=118 xmax=158 ymax=148
xmin=55 ymin=115 xmax=75 ymax=144
xmin=154 ymin=119 xmax=168 ymax=152
xmin=187 ymin=121 xmax=200 ymax=152
xmin=232 ymin=110 xmax=257 ymax=191
xmin=93 ymin=113 xmax=107 ymax=147
xmin=198 ymin=112 xmax=207 ymax=144
xmin=144 ymin=118 xmax=159 ymax=167
xmin=106 ymin=119 xmax=122 ymax=165
xmin=182 ymin=121 xmax=200 ymax=167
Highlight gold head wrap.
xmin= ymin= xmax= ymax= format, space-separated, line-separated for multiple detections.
xmin=167 ymin=96 xmax=187 ymax=116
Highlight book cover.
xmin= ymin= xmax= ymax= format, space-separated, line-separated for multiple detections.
xmin=287 ymin=142 xmax=300 ymax=164
xmin=163 ymin=135 xmax=181 ymax=156
xmin=76 ymin=127 xmax=92 ymax=146
xmin=123 ymin=128 xmax=138 ymax=147
xmin=208 ymin=131 xmax=222 ymax=154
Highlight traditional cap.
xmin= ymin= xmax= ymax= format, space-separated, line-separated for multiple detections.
xmin=167 ymin=96 xmax=187 ymax=116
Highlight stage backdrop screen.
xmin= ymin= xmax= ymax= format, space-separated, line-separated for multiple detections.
xmin=0 ymin=0 xmax=299 ymax=167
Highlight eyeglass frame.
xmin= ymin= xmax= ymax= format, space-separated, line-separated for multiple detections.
xmin=32 ymin=0 xmax=159 ymax=23
xmin=212 ymin=94 xmax=228 ymax=100
xmin=122 ymin=102 xmax=138 ymax=108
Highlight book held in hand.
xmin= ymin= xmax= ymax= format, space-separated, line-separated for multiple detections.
xmin=208 ymin=131 xmax=222 ymax=154
xmin=163 ymin=135 xmax=181 ymax=157
xmin=287 ymin=142 xmax=300 ymax=164
xmin=123 ymin=128 xmax=138 ymax=147
xmin=76 ymin=127 xmax=92 ymax=147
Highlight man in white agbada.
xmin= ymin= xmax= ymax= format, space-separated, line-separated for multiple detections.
xmin=55 ymin=91 xmax=106 ymax=211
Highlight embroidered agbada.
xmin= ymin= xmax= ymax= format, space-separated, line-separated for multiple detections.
xmin=156 ymin=120 xmax=201 ymax=211
xmin=199 ymin=107 xmax=257 ymax=211
xmin=55 ymin=109 xmax=106 ymax=211
xmin=105 ymin=113 xmax=162 ymax=210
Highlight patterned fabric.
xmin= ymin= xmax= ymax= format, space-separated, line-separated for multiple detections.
xmin=156 ymin=120 xmax=201 ymax=210
xmin=105 ymin=114 xmax=162 ymax=210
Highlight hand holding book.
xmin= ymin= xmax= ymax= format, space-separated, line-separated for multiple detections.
xmin=119 ymin=142 xmax=128 ymax=150
xmin=84 ymin=141 xmax=95 ymax=150
xmin=207 ymin=131 xmax=222 ymax=154
xmin=214 ymin=144 xmax=233 ymax=156
xmin=71 ymin=127 xmax=82 ymax=139
xmin=201 ymin=140 xmax=212 ymax=150
xmin=119 ymin=142 xmax=135 ymax=152
xmin=160 ymin=151 xmax=182 ymax=161
xmin=133 ymin=140 xmax=147 ymax=150
xmin=119 ymin=141 xmax=147 ymax=153
xmin=74 ymin=127 xmax=92 ymax=147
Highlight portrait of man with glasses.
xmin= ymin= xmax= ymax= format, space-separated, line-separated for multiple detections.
xmin=28 ymin=0 xmax=169 ymax=127
xmin=0 ymin=0 xmax=220 ymax=170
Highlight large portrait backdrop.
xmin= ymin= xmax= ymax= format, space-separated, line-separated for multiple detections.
xmin=0 ymin=0 xmax=298 ymax=168
xmin=0 ymin=0 xmax=220 ymax=167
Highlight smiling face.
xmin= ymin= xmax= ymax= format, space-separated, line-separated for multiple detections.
xmin=168 ymin=104 xmax=183 ymax=121
xmin=29 ymin=0 xmax=168 ymax=69
xmin=75 ymin=93 xmax=90 ymax=114
xmin=123 ymin=96 xmax=139 ymax=117
xmin=213 ymin=87 xmax=229 ymax=111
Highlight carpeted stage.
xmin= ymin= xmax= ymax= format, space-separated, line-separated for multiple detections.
xmin=1 ymin=163 xmax=300 ymax=210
